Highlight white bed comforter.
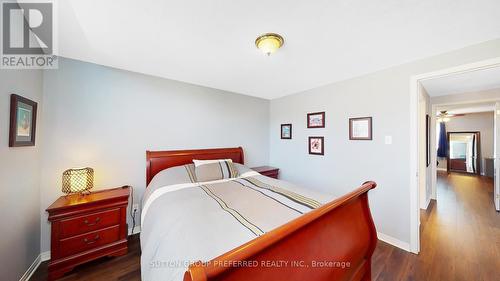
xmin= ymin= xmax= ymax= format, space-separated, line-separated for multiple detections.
xmin=140 ymin=164 xmax=333 ymax=281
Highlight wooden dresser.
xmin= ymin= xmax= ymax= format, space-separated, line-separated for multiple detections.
xmin=251 ymin=166 xmax=279 ymax=179
xmin=46 ymin=187 xmax=130 ymax=280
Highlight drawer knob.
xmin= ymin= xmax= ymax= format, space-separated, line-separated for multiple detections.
xmin=83 ymin=234 xmax=100 ymax=244
xmin=83 ymin=217 xmax=101 ymax=226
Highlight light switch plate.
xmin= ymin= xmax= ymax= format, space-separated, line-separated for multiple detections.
xmin=385 ymin=136 xmax=392 ymax=144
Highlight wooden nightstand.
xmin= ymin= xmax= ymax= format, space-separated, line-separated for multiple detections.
xmin=46 ymin=186 xmax=130 ymax=280
xmin=251 ymin=166 xmax=279 ymax=179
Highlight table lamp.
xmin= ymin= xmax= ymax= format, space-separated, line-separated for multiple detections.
xmin=62 ymin=167 xmax=94 ymax=195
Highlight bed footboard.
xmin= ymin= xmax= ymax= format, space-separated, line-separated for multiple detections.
xmin=184 ymin=181 xmax=378 ymax=281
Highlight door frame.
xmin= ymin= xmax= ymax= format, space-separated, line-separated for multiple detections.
xmin=446 ymin=131 xmax=481 ymax=175
xmin=409 ymin=56 xmax=500 ymax=254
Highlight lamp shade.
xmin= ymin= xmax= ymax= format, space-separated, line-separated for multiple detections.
xmin=62 ymin=167 xmax=94 ymax=194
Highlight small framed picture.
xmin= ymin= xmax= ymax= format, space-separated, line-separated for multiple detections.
xmin=308 ymin=136 xmax=324 ymax=155
xmin=349 ymin=117 xmax=372 ymax=140
xmin=307 ymin=112 xmax=325 ymax=128
xmin=9 ymin=94 xmax=37 ymax=147
xmin=281 ymin=124 xmax=292 ymax=139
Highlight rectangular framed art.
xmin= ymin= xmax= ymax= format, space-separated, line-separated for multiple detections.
xmin=308 ymin=136 xmax=324 ymax=155
xmin=281 ymin=124 xmax=292 ymax=139
xmin=349 ymin=117 xmax=372 ymax=140
xmin=307 ymin=112 xmax=325 ymax=128
xmin=9 ymin=94 xmax=37 ymax=147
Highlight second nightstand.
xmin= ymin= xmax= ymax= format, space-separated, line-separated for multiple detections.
xmin=251 ymin=166 xmax=279 ymax=179
xmin=46 ymin=186 xmax=130 ymax=280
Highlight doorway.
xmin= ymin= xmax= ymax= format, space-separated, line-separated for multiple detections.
xmin=447 ymin=132 xmax=481 ymax=174
xmin=410 ymin=57 xmax=500 ymax=254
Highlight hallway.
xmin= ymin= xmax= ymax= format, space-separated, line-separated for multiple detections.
xmin=372 ymin=172 xmax=499 ymax=280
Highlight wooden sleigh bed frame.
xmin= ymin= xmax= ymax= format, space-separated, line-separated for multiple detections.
xmin=146 ymin=147 xmax=378 ymax=281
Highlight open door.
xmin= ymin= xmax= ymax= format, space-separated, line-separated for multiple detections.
xmin=494 ymin=103 xmax=500 ymax=211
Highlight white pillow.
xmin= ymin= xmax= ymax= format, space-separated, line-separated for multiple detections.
xmin=193 ymin=159 xmax=233 ymax=167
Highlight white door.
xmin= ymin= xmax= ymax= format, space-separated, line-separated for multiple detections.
xmin=494 ymin=103 xmax=500 ymax=211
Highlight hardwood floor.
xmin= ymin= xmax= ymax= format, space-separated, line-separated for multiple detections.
xmin=31 ymin=235 xmax=142 ymax=281
xmin=32 ymin=172 xmax=499 ymax=281
xmin=373 ymin=172 xmax=499 ymax=281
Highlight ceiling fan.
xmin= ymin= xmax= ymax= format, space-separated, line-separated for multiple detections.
xmin=436 ymin=110 xmax=465 ymax=122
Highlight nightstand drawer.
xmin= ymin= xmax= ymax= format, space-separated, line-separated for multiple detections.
xmin=59 ymin=225 xmax=121 ymax=257
xmin=60 ymin=208 xmax=121 ymax=238
xmin=47 ymin=187 xmax=130 ymax=280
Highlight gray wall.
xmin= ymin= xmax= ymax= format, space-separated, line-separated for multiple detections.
xmin=269 ymin=38 xmax=500 ymax=246
xmin=0 ymin=70 xmax=43 ymax=280
xmin=436 ymin=112 xmax=494 ymax=175
xmin=39 ymin=58 xmax=270 ymax=253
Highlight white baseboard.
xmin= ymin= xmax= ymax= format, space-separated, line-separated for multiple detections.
xmin=436 ymin=168 xmax=447 ymax=171
xmin=41 ymin=251 xmax=51 ymax=262
xmin=377 ymin=232 xmax=410 ymax=252
xmin=128 ymin=225 xmax=141 ymax=235
xmin=19 ymin=253 xmax=42 ymax=281
xmin=420 ymin=197 xmax=431 ymax=210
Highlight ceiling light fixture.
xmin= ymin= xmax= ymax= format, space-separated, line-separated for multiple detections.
xmin=255 ymin=33 xmax=284 ymax=56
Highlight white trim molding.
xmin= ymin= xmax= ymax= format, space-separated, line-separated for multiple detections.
xmin=19 ymin=254 xmax=42 ymax=281
xmin=409 ymin=75 xmax=420 ymax=254
xmin=377 ymin=232 xmax=411 ymax=252
xmin=128 ymin=225 xmax=141 ymax=236
xmin=421 ymin=197 xmax=431 ymax=210
xmin=41 ymin=251 xmax=51 ymax=262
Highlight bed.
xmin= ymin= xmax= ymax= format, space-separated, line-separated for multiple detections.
xmin=141 ymin=147 xmax=377 ymax=281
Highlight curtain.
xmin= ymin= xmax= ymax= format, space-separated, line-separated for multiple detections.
xmin=437 ymin=122 xmax=448 ymax=158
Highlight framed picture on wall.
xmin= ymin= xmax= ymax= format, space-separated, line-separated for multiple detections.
xmin=307 ymin=112 xmax=325 ymax=128
xmin=281 ymin=124 xmax=292 ymax=139
xmin=308 ymin=136 xmax=324 ymax=155
xmin=349 ymin=117 xmax=372 ymax=140
xmin=426 ymin=114 xmax=430 ymax=167
xmin=9 ymin=94 xmax=37 ymax=147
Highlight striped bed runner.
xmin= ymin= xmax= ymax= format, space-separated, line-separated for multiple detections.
xmin=200 ymin=177 xmax=322 ymax=236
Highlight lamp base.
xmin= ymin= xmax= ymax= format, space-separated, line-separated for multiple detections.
xmin=63 ymin=190 xmax=92 ymax=197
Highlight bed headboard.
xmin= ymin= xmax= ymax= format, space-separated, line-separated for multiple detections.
xmin=146 ymin=147 xmax=244 ymax=186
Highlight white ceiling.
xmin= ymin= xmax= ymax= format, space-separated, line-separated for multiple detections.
xmin=437 ymin=102 xmax=495 ymax=115
xmin=58 ymin=0 xmax=500 ymax=99
xmin=422 ymin=66 xmax=500 ymax=97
